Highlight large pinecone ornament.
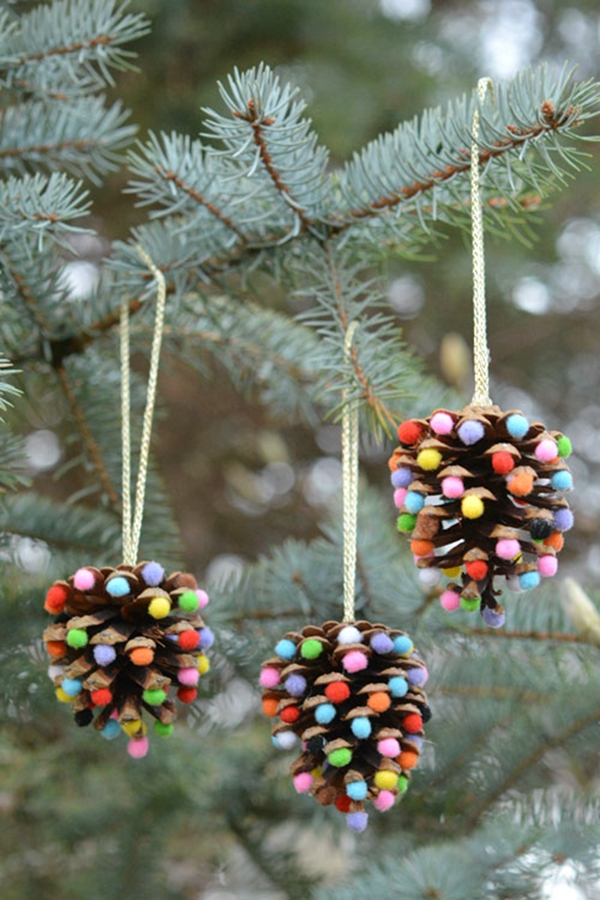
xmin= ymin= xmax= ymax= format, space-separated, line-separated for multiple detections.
xmin=390 ymin=405 xmax=574 ymax=626
xmin=260 ymin=619 xmax=429 ymax=832
xmin=43 ymin=561 xmax=213 ymax=757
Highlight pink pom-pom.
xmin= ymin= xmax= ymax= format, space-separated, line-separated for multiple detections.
xmin=430 ymin=412 xmax=454 ymax=435
xmin=195 ymin=589 xmax=209 ymax=609
xmin=342 ymin=650 xmax=369 ymax=673
xmin=441 ymin=476 xmax=464 ymax=499
xmin=293 ymin=772 xmax=314 ymax=793
xmin=393 ymin=488 xmax=408 ymax=508
xmin=440 ymin=589 xmax=460 ymax=612
xmin=538 ymin=555 xmax=558 ymax=577
xmin=377 ymin=738 xmax=401 ymax=758
xmin=127 ymin=736 xmax=149 ymax=759
xmin=178 ymin=667 xmax=200 ymax=686
xmin=535 ymin=438 xmax=558 ymax=463
xmin=73 ymin=567 xmax=95 ymax=591
xmin=496 ymin=539 xmax=521 ymax=560
xmin=373 ymin=790 xmax=396 ymax=812
xmin=259 ymin=666 xmax=281 ymax=688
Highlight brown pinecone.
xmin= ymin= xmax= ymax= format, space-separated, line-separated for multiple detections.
xmin=43 ymin=560 xmax=212 ymax=756
xmin=260 ymin=619 xmax=429 ymax=832
xmin=390 ymin=405 xmax=574 ymax=626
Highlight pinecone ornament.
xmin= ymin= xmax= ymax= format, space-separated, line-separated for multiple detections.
xmin=43 ymin=561 xmax=213 ymax=756
xmin=260 ymin=619 xmax=429 ymax=832
xmin=390 ymin=405 xmax=574 ymax=626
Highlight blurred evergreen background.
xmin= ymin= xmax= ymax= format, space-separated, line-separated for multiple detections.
xmin=3 ymin=1 xmax=600 ymax=898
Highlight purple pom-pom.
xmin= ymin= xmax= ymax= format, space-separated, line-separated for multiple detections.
xmin=198 ymin=627 xmax=214 ymax=649
xmin=370 ymin=632 xmax=394 ymax=654
xmin=457 ymin=420 xmax=485 ymax=445
xmin=141 ymin=561 xmax=165 ymax=586
xmin=93 ymin=644 xmax=117 ymax=666
xmin=391 ymin=467 xmax=413 ymax=488
xmin=285 ymin=674 xmax=307 ymax=696
xmin=407 ymin=735 xmax=423 ymax=750
xmin=347 ymin=811 xmax=369 ymax=832
xmin=407 ymin=666 xmax=428 ymax=686
xmin=482 ymin=607 xmax=506 ymax=628
xmin=554 ymin=508 xmax=574 ymax=532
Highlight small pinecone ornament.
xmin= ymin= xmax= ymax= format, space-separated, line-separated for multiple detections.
xmin=43 ymin=561 xmax=213 ymax=757
xmin=390 ymin=405 xmax=574 ymax=626
xmin=260 ymin=619 xmax=429 ymax=832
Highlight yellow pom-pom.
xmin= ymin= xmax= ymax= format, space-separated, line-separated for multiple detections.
xmin=148 ymin=596 xmax=171 ymax=619
xmin=442 ymin=565 xmax=462 ymax=578
xmin=121 ymin=719 xmax=146 ymax=737
xmin=416 ymin=449 xmax=442 ymax=471
xmin=374 ymin=770 xmax=399 ymax=791
xmin=197 ymin=655 xmax=210 ymax=675
xmin=55 ymin=687 xmax=73 ymax=703
xmin=461 ymin=495 xmax=484 ymax=519
xmin=311 ymin=766 xmax=322 ymax=778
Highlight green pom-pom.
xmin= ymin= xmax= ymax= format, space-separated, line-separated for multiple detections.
xmin=328 ymin=747 xmax=353 ymax=768
xmin=397 ymin=774 xmax=409 ymax=793
xmin=178 ymin=590 xmax=199 ymax=612
xmin=66 ymin=628 xmax=88 ymax=649
xmin=557 ymin=434 xmax=572 ymax=458
xmin=300 ymin=638 xmax=323 ymax=659
xmin=154 ymin=721 xmax=174 ymax=737
xmin=397 ymin=513 xmax=417 ymax=533
xmin=460 ymin=596 xmax=480 ymax=612
xmin=142 ymin=688 xmax=167 ymax=706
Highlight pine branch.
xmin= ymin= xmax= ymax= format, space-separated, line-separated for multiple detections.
xmin=0 ymin=358 xmax=22 ymax=418
xmin=0 ymin=172 xmax=90 ymax=244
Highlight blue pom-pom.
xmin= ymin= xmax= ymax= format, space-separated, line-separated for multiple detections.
xmin=551 ymin=471 xmax=573 ymax=491
xmin=391 ymin=467 xmax=412 ymax=488
xmin=482 ymin=607 xmax=506 ymax=628
xmin=106 ymin=576 xmax=130 ymax=597
xmin=519 ymin=571 xmax=541 ymax=591
xmin=506 ymin=413 xmax=529 ymax=440
xmin=393 ymin=635 xmax=413 ymax=656
xmin=347 ymin=811 xmax=369 ymax=833
xmin=388 ymin=675 xmax=408 ymax=697
xmin=275 ymin=638 xmax=296 ymax=659
xmin=346 ymin=780 xmax=368 ymax=801
xmin=141 ymin=561 xmax=165 ymax=586
xmin=315 ymin=703 xmax=336 ymax=725
xmin=404 ymin=491 xmax=425 ymax=514
xmin=370 ymin=632 xmax=394 ymax=654
xmin=93 ymin=644 xmax=117 ymax=666
xmin=198 ymin=627 xmax=214 ymax=649
xmin=457 ymin=420 xmax=485 ymax=445
xmin=101 ymin=719 xmax=121 ymax=740
xmin=61 ymin=677 xmax=82 ymax=697
xmin=285 ymin=674 xmax=307 ymax=697
xmin=554 ymin=508 xmax=574 ymax=531
xmin=351 ymin=716 xmax=372 ymax=739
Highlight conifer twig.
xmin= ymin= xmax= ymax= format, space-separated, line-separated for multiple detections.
xmin=153 ymin=167 xmax=247 ymax=239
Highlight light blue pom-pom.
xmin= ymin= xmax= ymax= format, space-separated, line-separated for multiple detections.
xmin=404 ymin=491 xmax=425 ymax=514
xmin=61 ymin=677 xmax=82 ymax=697
xmin=388 ymin=676 xmax=409 ymax=697
xmin=551 ymin=471 xmax=573 ymax=491
xmin=519 ymin=571 xmax=541 ymax=591
xmin=315 ymin=703 xmax=336 ymax=725
xmin=506 ymin=414 xmax=529 ymax=440
xmin=346 ymin=780 xmax=368 ymax=801
xmin=351 ymin=716 xmax=372 ymax=739
xmin=106 ymin=576 xmax=130 ymax=597
xmin=393 ymin=635 xmax=413 ymax=656
xmin=275 ymin=638 xmax=297 ymax=660
xmin=101 ymin=719 xmax=121 ymax=740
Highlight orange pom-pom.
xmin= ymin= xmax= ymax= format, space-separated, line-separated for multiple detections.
xmin=262 ymin=698 xmax=279 ymax=717
xmin=507 ymin=472 xmax=534 ymax=497
xmin=46 ymin=640 xmax=67 ymax=659
xmin=544 ymin=531 xmax=564 ymax=552
xmin=398 ymin=750 xmax=419 ymax=770
xmin=129 ymin=647 xmax=154 ymax=666
xmin=367 ymin=691 xmax=391 ymax=713
xmin=44 ymin=584 xmax=68 ymax=614
xmin=410 ymin=539 xmax=434 ymax=558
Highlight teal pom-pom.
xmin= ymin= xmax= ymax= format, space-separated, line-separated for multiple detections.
xmin=519 ymin=571 xmax=541 ymax=591
xmin=351 ymin=716 xmax=372 ymax=739
xmin=101 ymin=719 xmax=121 ymax=740
xmin=388 ymin=675 xmax=409 ymax=697
xmin=346 ymin=780 xmax=368 ymax=801
xmin=551 ymin=470 xmax=573 ymax=491
xmin=315 ymin=703 xmax=336 ymax=725
xmin=61 ymin=677 xmax=82 ymax=697
xmin=106 ymin=576 xmax=130 ymax=598
xmin=275 ymin=639 xmax=296 ymax=660
xmin=404 ymin=491 xmax=425 ymax=514
xmin=393 ymin=635 xmax=413 ymax=656
xmin=506 ymin=414 xmax=529 ymax=439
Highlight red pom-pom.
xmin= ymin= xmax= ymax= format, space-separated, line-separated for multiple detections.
xmin=465 ymin=560 xmax=488 ymax=581
xmin=280 ymin=705 xmax=300 ymax=724
xmin=90 ymin=688 xmax=113 ymax=707
xmin=397 ymin=420 xmax=422 ymax=445
xmin=403 ymin=713 xmax=423 ymax=733
xmin=178 ymin=630 xmax=200 ymax=651
xmin=491 ymin=451 xmax=515 ymax=475
xmin=177 ymin=686 xmax=197 ymax=704
xmin=44 ymin=584 xmax=68 ymax=614
xmin=335 ymin=794 xmax=352 ymax=813
xmin=324 ymin=681 xmax=351 ymax=704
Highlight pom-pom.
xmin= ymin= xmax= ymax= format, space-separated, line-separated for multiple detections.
xmin=300 ymin=638 xmax=323 ymax=659
xmin=347 ymin=811 xmax=369 ymax=833
xmin=398 ymin=420 xmax=422 ymax=445
xmin=43 ymin=561 xmax=213 ymax=754
xmin=389 ymin=403 xmax=574 ymax=624
xmin=391 ymin=467 xmax=413 ymax=488
xmin=260 ymin=667 xmax=281 ymax=688
xmin=154 ymin=721 xmax=174 ymax=737
xmin=178 ymin=590 xmax=199 ymax=612
xmin=538 ymin=555 xmax=558 ymax=577
xmin=373 ymin=790 xmax=395 ymax=812
xmin=481 ymin=607 xmax=506 ymax=628
xmin=262 ymin=619 xmax=428 ymax=828
xmin=275 ymin=638 xmax=297 ymax=658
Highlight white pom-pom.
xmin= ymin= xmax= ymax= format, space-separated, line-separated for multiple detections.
xmin=337 ymin=625 xmax=363 ymax=644
xmin=418 ymin=567 xmax=441 ymax=588
xmin=507 ymin=575 xmax=525 ymax=593
xmin=47 ymin=664 xmax=64 ymax=681
xmin=275 ymin=730 xmax=298 ymax=750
